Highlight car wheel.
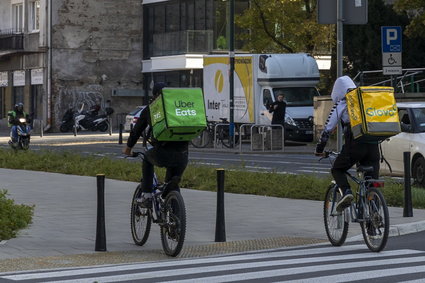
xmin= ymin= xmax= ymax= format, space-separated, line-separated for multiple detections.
xmin=413 ymin=157 xmax=425 ymax=187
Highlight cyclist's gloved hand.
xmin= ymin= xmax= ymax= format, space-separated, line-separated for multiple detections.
xmin=315 ymin=142 xmax=326 ymax=156
xmin=315 ymin=130 xmax=329 ymax=156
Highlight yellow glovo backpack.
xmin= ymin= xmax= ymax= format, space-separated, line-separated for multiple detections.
xmin=346 ymin=86 xmax=401 ymax=142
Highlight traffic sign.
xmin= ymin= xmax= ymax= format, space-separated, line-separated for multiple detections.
xmin=382 ymin=26 xmax=402 ymax=53
xmin=381 ymin=26 xmax=402 ymax=75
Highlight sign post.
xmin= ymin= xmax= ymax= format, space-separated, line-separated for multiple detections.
xmin=382 ymin=26 xmax=402 ymax=76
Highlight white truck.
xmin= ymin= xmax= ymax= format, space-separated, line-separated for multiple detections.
xmin=203 ymin=53 xmax=320 ymax=142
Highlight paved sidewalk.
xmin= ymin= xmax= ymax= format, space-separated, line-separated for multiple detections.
xmin=0 ymin=168 xmax=425 ymax=272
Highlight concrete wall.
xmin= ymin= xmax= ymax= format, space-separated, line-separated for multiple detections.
xmin=51 ymin=0 xmax=143 ymax=130
xmin=0 ymin=2 xmax=11 ymax=31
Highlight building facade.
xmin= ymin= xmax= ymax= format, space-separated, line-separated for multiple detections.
xmin=0 ymin=0 xmax=143 ymax=131
xmin=141 ymin=0 xmax=249 ymax=99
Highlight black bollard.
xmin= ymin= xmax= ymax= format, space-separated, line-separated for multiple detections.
xmin=118 ymin=123 xmax=123 ymax=144
xmin=95 ymin=174 xmax=107 ymax=251
xmin=215 ymin=169 xmax=226 ymax=242
xmin=403 ymin=152 xmax=413 ymax=217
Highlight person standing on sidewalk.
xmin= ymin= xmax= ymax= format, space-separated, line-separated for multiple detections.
xmin=269 ymin=92 xmax=286 ymax=126
xmin=314 ymin=76 xmax=380 ymax=212
xmin=122 ymin=83 xmax=189 ymax=207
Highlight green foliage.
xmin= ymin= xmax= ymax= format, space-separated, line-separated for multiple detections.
xmin=0 ymin=190 xmax=34 ymax=240
xmin=235 ymin=0 xmax=334 ymax=54
xmin=393 ymin=0 xmax=425 ymax=38
xmin=344 ymin=0 xmax=425 ymax=78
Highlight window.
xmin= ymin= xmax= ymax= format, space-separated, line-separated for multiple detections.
xmin=0 ymin=88 xmax=4 ymax=118
xmin=273 ymin=87 xmax=320 ymax=107
xmin=29 ymin=1 xmax=40 ymax=32
xmin=13 ymin=86 xmax=24 ymax=106
xmin=30 ymin=85 xmax=42 ymax=118
xmin=263 ymin=89 xmax=273 ymax=108
xmin=12 ymin=3 xmax=24 ymax=33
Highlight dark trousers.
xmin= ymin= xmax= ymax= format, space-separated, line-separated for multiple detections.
xmin=331 ymin=139 xmax=380 ymax=192
xmin=141 ymin=146 xmax=188 ymax=193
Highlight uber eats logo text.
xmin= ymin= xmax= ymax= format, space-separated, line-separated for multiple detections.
xmin=175 ymin=100 xmax=197 ymax=116
xmin=366 ymin=104 xmax=397 ymax=117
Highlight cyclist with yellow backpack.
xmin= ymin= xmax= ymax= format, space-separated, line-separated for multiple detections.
xmin=315 ymin=76 xmax=381 ymax=212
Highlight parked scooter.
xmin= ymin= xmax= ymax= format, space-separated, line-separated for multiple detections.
xmin=8 ymin=117 xmax=31 ymax=150
xmin=59 ymin=108 xmax=75 ymax=133
xmin=72 ymin=104 xmax=114 ymax=136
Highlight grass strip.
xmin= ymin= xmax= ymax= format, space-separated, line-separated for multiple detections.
xmin=0 ymin=149 xmax=423 ymax=209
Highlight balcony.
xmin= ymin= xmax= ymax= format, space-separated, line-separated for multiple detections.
xmin=0 ymin=29 xmax=24 ymax=50
xmin=152 ymin=30 xmax=213 ymax=57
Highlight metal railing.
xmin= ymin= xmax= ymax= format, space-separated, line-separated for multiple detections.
xmin=249 ymin=124 xmax=284 ymax=152
xmin=354 ymin=68 xmax=425 ymax=93
xmin=0 ymin=33 xmax=23 ymax=50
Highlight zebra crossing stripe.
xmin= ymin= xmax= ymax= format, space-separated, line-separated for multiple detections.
xmin=2 ymin=245 xmax=365 ymax=280
xmin=163 ymin=255 xmax=425 ymax=283
xmin=286 ymin=265 xmax=425 ymax=283
xmin=4 ymin=248 xmax=422 ymax=282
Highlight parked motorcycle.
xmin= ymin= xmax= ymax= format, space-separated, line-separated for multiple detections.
xmin=73 ymin=105 xmax=114 ymax=136
xmin=59 ymin=108 xmax=75 ymax=133
xmin=8 ymin=118 xmax=31 ymax=150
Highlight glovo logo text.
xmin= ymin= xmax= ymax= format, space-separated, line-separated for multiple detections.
xmin=366 ymin=104 xmax=397 ymax=117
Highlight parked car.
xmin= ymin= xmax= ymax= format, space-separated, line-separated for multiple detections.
xmin=380 ymin=102 xmax=425 ymax=186
xmin=124 ymin=106 xmax=145 ymax=132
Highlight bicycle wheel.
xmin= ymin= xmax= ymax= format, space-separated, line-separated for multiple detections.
xmin=130 ymin=184 xmax=152 ymax=246
xmin=190 ymin=129 xmax=211 ymax=148
xmin=323 ymin=184 xmax=349 ymax=246
xmin=219 ymin=129 xmax=239 ymax=148
xmin=360 ymin=187 xmax=389 ymax=252
xmin=160 ymin=190 xmax=186 ymax=257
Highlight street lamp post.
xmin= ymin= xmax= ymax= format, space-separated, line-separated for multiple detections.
xmin=229 ymin=0 xmax=235 ymax=148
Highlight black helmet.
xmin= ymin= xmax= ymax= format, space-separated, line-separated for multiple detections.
xmin=14 ymin=103 xmax=23 ymax=113
xmin=152 ymin=82 xmax=166 ymax=97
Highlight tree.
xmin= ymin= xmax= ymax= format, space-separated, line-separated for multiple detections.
xmin=344 ymin=0 xmax=425 ymax=84
xmin=235 ymin=0 xmax=334 ymax=55
xmin=393 ymin=0 xmax=425 ymax=38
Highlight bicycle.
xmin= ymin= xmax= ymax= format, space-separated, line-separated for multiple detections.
xmin=129 ymin=151 xmax=186 ymax=257
xmin=321 ymin=151 xmax=389 ymax=252
xmin=190 ymin=118 xmax=239 ymax=148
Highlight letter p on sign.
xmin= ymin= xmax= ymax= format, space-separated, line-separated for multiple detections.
xmin=386 ymin=29 xmax=398 ymax=45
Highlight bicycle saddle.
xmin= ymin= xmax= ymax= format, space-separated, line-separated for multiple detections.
xmin=356 ymin=165 xmax=374 ymax=174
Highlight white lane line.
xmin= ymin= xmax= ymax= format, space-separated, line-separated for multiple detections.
xmin=298 ymin=170 xmax=329 ymax=174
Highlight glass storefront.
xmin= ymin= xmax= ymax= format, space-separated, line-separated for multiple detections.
xmin=143 ymin=0 xmax=249 ymax=59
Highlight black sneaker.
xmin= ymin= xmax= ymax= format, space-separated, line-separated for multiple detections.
xmin=136 ymin=197 xmax=152 ymax=209
xmin=336 ymin=190 xmax=354 ymax=212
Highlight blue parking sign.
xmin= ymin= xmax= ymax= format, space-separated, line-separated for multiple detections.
xmin=382 ymin=26 xmax=402 ymax=53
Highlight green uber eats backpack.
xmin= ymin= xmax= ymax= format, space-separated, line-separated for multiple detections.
xmin=149 ymin=88 xmax=207 ymax=141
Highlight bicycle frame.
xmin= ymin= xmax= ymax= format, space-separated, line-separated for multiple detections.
xmin=330 ymin=172 xmax=368 ymax=224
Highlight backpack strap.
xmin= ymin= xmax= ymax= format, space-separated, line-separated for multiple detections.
xmin=379 ymin=142 xmax=393 ymax=173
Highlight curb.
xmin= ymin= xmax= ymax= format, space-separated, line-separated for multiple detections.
xmin=347 ymin=220 xmax=425 ymax=242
